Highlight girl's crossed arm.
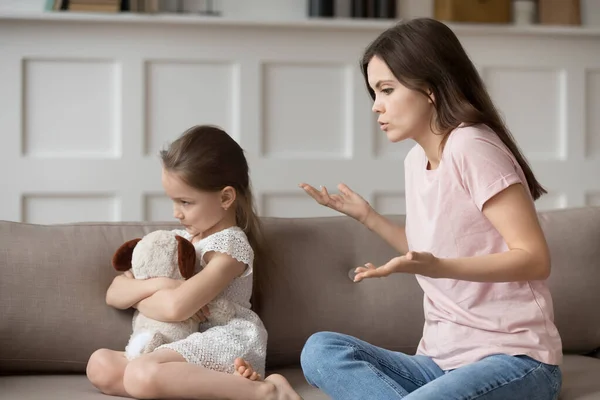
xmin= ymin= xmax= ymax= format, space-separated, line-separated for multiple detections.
xmin=134 ymin=251 xmax=245 ymax=322
xmin=105 ymin=273 xmax=179 ymax=310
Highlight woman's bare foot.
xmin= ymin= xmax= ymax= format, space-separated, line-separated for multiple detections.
xmin=233 ymin=358 xmax=261 ymax=381
xmin=263 ymin=374 xmax=303 ymax=400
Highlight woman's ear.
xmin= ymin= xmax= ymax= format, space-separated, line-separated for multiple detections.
xmin=175 ymin=235 xmax=196 ymax=279
xmin=112 ymin=238 xmax=141 ymax=271
xmin=426 ymin=89 xmax=435 ymax=105
xmin=220 ymin=186 xmax=237 ymax=211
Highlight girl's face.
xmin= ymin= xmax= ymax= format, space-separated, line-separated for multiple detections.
xmin=367 ymin=56 xmax=434 ymax=143
xmin=161 ymin=168 xmax=231 ymax=240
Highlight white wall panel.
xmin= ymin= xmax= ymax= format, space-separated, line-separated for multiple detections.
xmin=1 ymin=14 xmax=599 ymax=224
xmin=23 ymin=59 xmax=119 ymax=158
xmin=483 ymin=67 xmax=564 ymax=160
xmin=144 ymin=194 xmax=173 ymax=222
xmin=586 ymin=193 xmax=600 ymax=206
xmin=145 ymin=61 xmax=236 ymax=155
xmin=22 ymin=194 xmax=119 ymax=224
xmin=586 ymin=69 xmax=600 ymax=158
xmin=373 ymin=192 xmax=406 ymax=215
xmin=262 ymin=193 xmax=340 ymax=218
xmin=262 ymin=62 xmax=351 ymax=159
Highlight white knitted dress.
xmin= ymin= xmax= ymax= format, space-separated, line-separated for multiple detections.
xmin=157 ymin=227 xmax=267 ymax=376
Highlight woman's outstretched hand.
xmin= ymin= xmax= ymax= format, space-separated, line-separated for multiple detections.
xmin=353 ymin=251 xmax=439 ymax=282
xmin=299 ymin=182 xmax=374 ymax=224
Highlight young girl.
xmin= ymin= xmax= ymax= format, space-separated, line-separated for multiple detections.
xmin=86 ymin=125 xmax=300 ymax=400
xmin=300 ymin=18 xmax=563 ymax=400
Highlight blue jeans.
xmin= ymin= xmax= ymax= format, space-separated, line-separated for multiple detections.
xmin=300 ymin=332 xmax=562 ymax=400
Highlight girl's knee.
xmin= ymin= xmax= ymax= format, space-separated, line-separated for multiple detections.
xmin=123 ymin=357 xmax=161 ymax=399
xmin=86 ymin=349 xmax=124 ymax=395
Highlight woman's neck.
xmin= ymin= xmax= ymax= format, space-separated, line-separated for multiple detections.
xmin=415 ymin=128 xmax=445 ymax=170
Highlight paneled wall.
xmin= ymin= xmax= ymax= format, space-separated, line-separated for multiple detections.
xmin=1 ymin=13 xmax=599 ymax=224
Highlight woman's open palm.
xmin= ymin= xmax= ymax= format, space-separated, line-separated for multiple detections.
xmin=299 ymin=182 xmax=372 ymax=223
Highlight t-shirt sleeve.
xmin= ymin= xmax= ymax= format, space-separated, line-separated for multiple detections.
xmin=203 ymin=229 xmax=254 ymax=278
xmin=451 ymin=132 xmax=523 ymax=211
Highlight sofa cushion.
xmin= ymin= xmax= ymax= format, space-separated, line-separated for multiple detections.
xmin=0 ymin=355 xmax=599 ymax=399
xmin=258 ymin=208 xmax=600 ymax=368
xmin=1 ymin=207 xmax=600 ymax=374
xmin=258 ymin=215 xmax=424 ymax=368
xmin=540 ymin=207 xmax=600 ymax=355
xmin=0 ymin=221 xmax=179 ymax=373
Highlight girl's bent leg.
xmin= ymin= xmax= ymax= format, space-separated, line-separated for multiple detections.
xmin=123 ymin=348 xmax=301 ymax=400
xmin=86 ymin=349 xmax=130 ymax=397
xmin=404 ymin=354 xmax=562 ymax=400
xmin=300 ymin=331 xmax=444 ymax=400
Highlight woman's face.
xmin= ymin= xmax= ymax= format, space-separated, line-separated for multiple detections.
xmin=367 ymin=56 xmax=434 ymax=143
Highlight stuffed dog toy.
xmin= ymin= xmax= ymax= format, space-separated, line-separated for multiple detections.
xmin=112 ymin=230 xmax=235 ymax=360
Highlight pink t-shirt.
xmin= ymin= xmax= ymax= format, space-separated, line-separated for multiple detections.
xmin=404 ymin=124 xmax=563 ymax=371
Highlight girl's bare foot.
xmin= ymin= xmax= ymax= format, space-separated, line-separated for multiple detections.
xmin=233 ymin=357 xmax=261 ymax=381
xmin=263 ymin=374 xmax=303 ymax=400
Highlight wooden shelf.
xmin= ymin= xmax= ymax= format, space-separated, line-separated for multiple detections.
xmin=2 ymin=11 xmax=600 ymax=37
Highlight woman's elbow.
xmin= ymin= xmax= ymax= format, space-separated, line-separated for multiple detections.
xmin=537 ymin=262 xmax=551 ymax=280
xmin=533 ymin=249 xmax=551 ymax=280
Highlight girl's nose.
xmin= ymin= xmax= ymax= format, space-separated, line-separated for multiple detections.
xmin=173 ymin=205 xmax=183 ymax=220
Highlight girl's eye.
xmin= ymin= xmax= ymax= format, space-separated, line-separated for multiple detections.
xmin=181 ymin=201 xmax=190 ymax=205
xmin=382 ymin=88 xmax=393 ymax=95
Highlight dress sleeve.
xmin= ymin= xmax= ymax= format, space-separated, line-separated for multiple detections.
xmin=203 ymin=228 xmax=254 ymax=277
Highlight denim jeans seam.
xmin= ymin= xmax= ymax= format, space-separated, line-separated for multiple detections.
xmin=355 ymin=347 xmax=428 ymax=388
xmin=351 ymin=347 xmax=405 ymax=398
xmin=467 ymin=362 xmax=547 ymax=400
xmin=543 ymin=365 xmax=561 ymax=394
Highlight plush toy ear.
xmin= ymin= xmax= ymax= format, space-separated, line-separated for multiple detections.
xmin=175 ymin=235 xmax=196 ymax=279
xmin=112 ymin=238 xmax=142 ymax=271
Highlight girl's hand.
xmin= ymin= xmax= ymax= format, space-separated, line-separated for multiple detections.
xmin=191 ymin=305 xmax=211 ymax=323
xmin=353 ymin=251 xmax=439 ymax=282
xmin=299 ymin=182 xmax=374 ymax=224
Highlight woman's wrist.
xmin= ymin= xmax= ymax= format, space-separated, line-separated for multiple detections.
xmin=362 ymin=207 xmax=379 ymax=230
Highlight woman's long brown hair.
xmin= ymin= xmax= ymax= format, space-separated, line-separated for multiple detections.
xmin=361 ymin=18 xmax=546 ymax=199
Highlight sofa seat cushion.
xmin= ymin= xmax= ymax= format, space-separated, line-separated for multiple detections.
xmin=0 ymin=368 xmax=324 ymax=400
xmin=0 ymin=355 xmax=598 ymax=399
xmin=0 ymin=374 xmax=128 ymax=400
xmin=560 ymin=354 xmax=600 ymax=399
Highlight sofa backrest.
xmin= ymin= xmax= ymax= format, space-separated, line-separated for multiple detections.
xmin=258 ymin=207 xmax=600 ymax=368
xmin=0 ymin=207 xmax=599 ymax=374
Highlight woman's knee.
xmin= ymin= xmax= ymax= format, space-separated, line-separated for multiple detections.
xmin=86 ymin=349 xmax=125 ymax=395
xmin=301 ymin=332 xmax=349 ymax=381
xmin=123 ymin=357 xmax=161 ymax=399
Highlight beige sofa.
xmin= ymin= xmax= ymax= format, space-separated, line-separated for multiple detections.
xmin=1 ymin=207 xmax=600 ymax=399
